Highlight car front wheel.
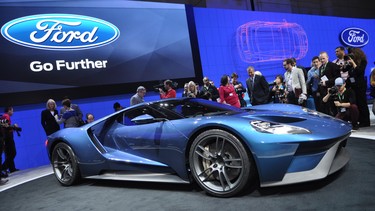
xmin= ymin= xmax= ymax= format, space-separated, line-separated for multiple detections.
xmin=51 ymin=142 xmax=81 ymax=186
xmin=189 ymin=129 xmax=255 ymax=197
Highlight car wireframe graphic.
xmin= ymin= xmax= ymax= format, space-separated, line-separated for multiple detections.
xmin=236 ymin=20 xmax=308 ymax=63
xmin=46 ymin=98 xmax=351 ymax=197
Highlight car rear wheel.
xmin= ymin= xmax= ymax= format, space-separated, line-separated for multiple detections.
xmin=189 ymin=129 xmax=255 ymax=197
xmin=51 ymin=142 xmax=81 ymax=186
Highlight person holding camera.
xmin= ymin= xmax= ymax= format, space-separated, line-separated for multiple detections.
xmin=370 ymin=67 xmax=375 ymax=116
xmin=199 ymin=77 xmax=219 ymax=101
xmin=344 ymin=48 xmax=370 ymax=127
xmin=159 ymin=79 xmax=176 ymax=99
xmin=186 ymin=81 xmax=199 ymax=98
xmin=0 ymin=118 xmax=10 ymax=184
xmin=231 ymin=72 xmax=247 ymax=107
xmin=332 ymin=46 xmax=350 ymax=80
xmin=322 ymin=78 xmax=359 ymax=130
xmin=269 ymin=75 xmax=286 ymax=103
xmin=1 ymin=106 xmax=21 ymax=173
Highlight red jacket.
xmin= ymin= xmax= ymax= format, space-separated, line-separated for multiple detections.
xmin=160 ymin=89 xmax=177 ymax=99
xmin=218 ymin=85 xmax=240 ymax=108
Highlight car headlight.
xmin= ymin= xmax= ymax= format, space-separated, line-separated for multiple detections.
xmin=250 ymin=120 xmax=311 ymax=134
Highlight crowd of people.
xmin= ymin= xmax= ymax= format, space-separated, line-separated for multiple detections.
xmin=1 ymin=47 xmax=374 ymax=186
xmin=167 ymin=47 xmax=374 ymax=131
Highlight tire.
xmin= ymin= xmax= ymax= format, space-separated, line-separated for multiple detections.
xmin=189 ymin=129 xmax=255 ymax=197
xmin=51 ymin=142 xmax=81 ymax=186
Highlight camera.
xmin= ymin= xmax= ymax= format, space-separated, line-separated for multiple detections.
xmin=343 ymin=54 xmax=353 ymax=61
xmin=0 ymin=118 xmax=9 ymax=125
xmin=153 ymin=80 xmax=178 ymax=92
xmin=0 ymin=118 xmax=22 ymax=136
xmin=329 ymin=86 xmax=338 ymax=95
xmin=153 ymin=83 xmax=165 ymax=92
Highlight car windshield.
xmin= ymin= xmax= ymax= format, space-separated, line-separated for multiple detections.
xmin=149 ymin=98 xmax=243 ymax=118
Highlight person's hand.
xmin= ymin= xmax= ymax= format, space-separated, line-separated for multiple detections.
xmin=14 ymin=123 xmax=19 ymax=128
xmin=159 ymin=88 xmax=164 ymax=94
xmin=334 ymin=101 xmax=341 ymax=107
xmin=347 ymin=57 xmax=357 ymax=68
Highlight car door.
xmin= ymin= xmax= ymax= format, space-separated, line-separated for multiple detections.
xmin=111 ymin=106 xmax=187 ymax=164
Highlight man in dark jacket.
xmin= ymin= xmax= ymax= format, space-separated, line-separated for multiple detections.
xmin=246 ymin=66 xmax=269 ymax=105
xmin=1 ymin=106 xmax=21 ymax=174
xmin=318 ymin=51 xmax=340 ymax=115
xmin=199 ymin=76 xmax=219 ymax=102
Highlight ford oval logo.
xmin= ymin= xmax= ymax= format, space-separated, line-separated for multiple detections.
xmin=1 ymin=14 xmax=120 ymax=50
xmin=340 ymin=27 xmax=369 ymax=48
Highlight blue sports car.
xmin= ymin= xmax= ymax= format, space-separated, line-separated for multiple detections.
xmin=46 ymin=98 xmax=351 ymax=197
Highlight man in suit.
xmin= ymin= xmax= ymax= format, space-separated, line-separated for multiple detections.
xmin=283 ymin=58 xmax=307 ymax=105
xmin=246 ymin=66 xmax=269 ymax=105
xmin=318 ymin=51 xmax=340 ymax=115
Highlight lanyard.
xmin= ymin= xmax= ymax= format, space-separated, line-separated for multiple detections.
xmin=337 ymin=89 xmax=346 ymax=101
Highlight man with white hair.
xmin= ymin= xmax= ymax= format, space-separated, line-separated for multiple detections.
xmin=318 ymin=51 xmax=340 ymax=115
xmin=130 ymin=86 xmax=146 ymax=106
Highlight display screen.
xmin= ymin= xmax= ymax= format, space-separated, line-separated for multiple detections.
xmin=0 ymin=1 xmax=201 ymax=105
xmin=194 ymin=8 xmax=375 ymax=87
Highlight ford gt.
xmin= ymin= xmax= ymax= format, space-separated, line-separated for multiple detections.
xmin=46 ymin=98 xmax=351 ymax=197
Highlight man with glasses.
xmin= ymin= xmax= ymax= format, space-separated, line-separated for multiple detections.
xmin=130 ymin=86 xmax=146 ymax=106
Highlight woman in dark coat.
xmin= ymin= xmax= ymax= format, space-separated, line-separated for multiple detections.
xmin=41 ymin=99 xmax=60 ymax=136
xmin=346 ymin=48 xmax=370 ymax=127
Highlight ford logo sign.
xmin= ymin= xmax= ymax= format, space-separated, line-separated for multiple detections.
xmin=340 ymin=27 xmax=369 ymax=48
xmin=1 ymin=14 xmax=120 ymax=50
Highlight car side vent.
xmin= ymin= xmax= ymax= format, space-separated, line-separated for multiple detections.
xmin=87 ymin=129 xmax=107 ymax=154
xmin=258 ymin=116 xmax=305 ymax=123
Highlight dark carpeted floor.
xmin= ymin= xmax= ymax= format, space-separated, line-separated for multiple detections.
xmin=1 ymin=137 xmax=374 ymax=211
